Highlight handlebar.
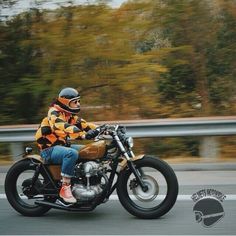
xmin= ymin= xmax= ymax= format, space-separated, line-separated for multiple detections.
xmin=96 ymin=124 xmax=126 ymax=138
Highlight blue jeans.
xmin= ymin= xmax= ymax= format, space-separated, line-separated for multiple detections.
xmin=40 ymin=144 xmax=84 ymax=178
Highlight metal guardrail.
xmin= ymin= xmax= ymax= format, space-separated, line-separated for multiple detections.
xmin=0 ymin=116 xmax=236 ymax=142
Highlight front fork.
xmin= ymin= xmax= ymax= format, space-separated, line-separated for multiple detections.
xmin=114 ymin=133 xmax=148 ymax=192
xmin=127 ymin=160 xmax=148 ymax=192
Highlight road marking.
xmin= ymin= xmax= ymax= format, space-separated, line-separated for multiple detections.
xmin=109 ymin=194 xmax=236 ymax=201
xmin=1 ymin=194 xmax=236 ymax=200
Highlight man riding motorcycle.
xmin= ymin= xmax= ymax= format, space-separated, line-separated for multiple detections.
xmin=6 ymin=87 xmax=178 ymax=218
xmin=35 ymin=87 xmax=99 ymax=203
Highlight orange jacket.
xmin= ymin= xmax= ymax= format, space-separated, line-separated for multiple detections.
xmin=35 ymin=105 xmax=97 ymax=150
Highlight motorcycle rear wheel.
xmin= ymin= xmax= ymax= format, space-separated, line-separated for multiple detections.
xmin=117 ymin=156 xmax=178 ymax=219
xmin=4 ymin=159 xmax=52 ymax=216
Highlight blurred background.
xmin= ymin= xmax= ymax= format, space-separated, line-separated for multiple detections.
xmin=0 ymin=0 xmax=236 ymax=162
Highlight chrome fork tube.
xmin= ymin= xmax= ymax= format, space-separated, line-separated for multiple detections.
xmin=114 ymin=134 xmax=131 ymax=160
xmin=130 ymin=150 xmax=135 ymax=157
xmin=114 ymin=134 xmax=148 ymax=192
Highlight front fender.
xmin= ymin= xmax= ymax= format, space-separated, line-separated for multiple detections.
xmin=118 ymin=154 xmax=144 ymax=171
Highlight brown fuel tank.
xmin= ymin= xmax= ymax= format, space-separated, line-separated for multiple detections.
xmin=79 ymin=140 xmax=106 ymax=160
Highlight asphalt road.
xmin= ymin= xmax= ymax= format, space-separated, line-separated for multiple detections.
xmin=0 ymin=165 xmax=236 ymax=235
xmin=0 ymin=198 xmax=235 ymax=235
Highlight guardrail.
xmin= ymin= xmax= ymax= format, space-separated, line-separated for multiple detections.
xmin=1 ymin=116 xmax=236 ymax=141
xmin=1 ymin=116 xmax=236 ymax=160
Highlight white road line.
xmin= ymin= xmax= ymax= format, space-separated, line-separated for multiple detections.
xmin=1 ymin=194 xmax=236 ymax=200
xmin=109 ymin=194 xmax=236 ymax=201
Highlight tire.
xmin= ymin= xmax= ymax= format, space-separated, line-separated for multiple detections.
xmin=4 ymin=159 xmax=52 ymax=216
xmin=117 ymin=156 xmax=178 ymax=219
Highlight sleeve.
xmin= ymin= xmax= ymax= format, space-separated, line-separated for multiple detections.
xmin=48 ymin=109 xmax=86 ymax=140
xmin=73 ymin=116 xmax=98 ymax=131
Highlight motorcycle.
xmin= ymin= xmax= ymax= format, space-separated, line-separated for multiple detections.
xmin=4 ymin=124 xmax=178 ymax=219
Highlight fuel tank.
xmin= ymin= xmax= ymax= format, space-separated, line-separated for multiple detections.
xmin=79 ymin=140 xmax=106 ymax=160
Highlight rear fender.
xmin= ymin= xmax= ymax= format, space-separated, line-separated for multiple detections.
xmin=24 ymin=154 xmax=44 ymax=163
xmin=23 ymin=155 xmax=61 ymax=180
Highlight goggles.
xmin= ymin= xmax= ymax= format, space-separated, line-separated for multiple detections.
xmin=70 ymin=99 xmax=80 ymax=104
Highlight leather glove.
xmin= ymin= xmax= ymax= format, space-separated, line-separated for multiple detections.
xmin=85 ymin=129 xmax=99 ymax=140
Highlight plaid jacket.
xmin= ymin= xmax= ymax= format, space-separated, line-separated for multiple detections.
xmin=35 ymin=105 xmax=97 ymax=150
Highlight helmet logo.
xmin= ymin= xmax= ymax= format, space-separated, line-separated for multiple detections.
xmin=191 ymin=189 xmax=226 ymax=228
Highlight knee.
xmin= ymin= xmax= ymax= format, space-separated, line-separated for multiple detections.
xmin=67 ymin=149 xmax=78 ymax=162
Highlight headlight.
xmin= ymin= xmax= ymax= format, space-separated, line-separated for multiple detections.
xmin=126 ymin=137 xmax=134 ymax=148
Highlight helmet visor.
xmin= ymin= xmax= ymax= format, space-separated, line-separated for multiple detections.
xmin=68 ymin=96 xmax=80 ymax=108
xmin=69 ymin=97 xmax=80 ymax=104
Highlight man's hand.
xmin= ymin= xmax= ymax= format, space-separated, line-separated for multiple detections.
xmin=85 ymin=129 xmax=100 ymax=140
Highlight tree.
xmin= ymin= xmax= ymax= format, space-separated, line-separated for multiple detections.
xmin=156 ymin=0 xmax=218 ymax=116
xmin=0 ymin=9 xmax=46 ymax=124
xmin=206 ymin=0 xmax=236 ymax=114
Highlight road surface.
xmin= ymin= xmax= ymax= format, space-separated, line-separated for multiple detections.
xmin=0 ymin=165 xmax=235 ymax=235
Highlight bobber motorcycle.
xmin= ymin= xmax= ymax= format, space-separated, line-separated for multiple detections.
xmin=4 ymin=124 xmax=178 ymax=219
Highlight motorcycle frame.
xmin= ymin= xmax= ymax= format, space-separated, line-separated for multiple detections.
xmin=28 ymin=125 xmax=146 ymax=211
xmin=25 ymin=156 xmax=119 ymax=211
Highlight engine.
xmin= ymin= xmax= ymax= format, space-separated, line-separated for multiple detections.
xmin=72 ymin=161 xmax=107 ymax=201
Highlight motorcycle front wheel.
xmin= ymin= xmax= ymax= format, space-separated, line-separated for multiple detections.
xmin=4 ymin=159 xmax=53 ymax=216
xmin=117 ymin=156 xmax=178 ymax=219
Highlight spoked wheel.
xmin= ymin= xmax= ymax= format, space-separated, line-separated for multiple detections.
xmin=5 ymin=159 xmax=54 ymax=216
xmin=117 ymin=156 xmax=178 ymax=219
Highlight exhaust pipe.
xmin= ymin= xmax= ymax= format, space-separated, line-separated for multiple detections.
xmin=35 ymin=200 xmax=95 ymax=212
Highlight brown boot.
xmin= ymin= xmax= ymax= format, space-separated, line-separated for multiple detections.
xmin=59 ymin=184 xmax=77 ymax=203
